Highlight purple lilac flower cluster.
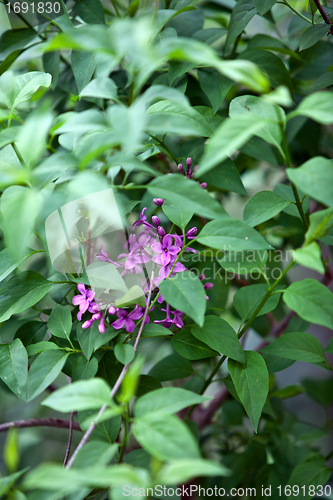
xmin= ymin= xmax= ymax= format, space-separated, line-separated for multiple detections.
xmin=178 ymin=157 xmax=207 ymax=189
xmin=72 ymin=194 xmax=213 ymax=334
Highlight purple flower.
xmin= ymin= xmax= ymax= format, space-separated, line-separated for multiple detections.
xmin=152 ymin=234 xmax=181 ymax=266
xmin=96 ymin=246 xmax=121 ymax=267
xmin=98 ymin=317 xmax=106 ymax=334
xmin=72 ymin=284 xmax=95 ymax=321
xmin=133 ymin=208 xmax=154 ymax=229
xmin=111 ymin=305 xmax=145 ymax=333
xmin=152 ymin=215 xmax=161 ymax=226
xmin=178 ymin=163 xmax=183 ymax=174
xmin=185 ymin=227 xmax=197 ymax=239
xmin=117 ymin=251 xmax=150 ymax=274
xmin=153 ymin=198 xmax=164 ymax=206
xmin=154 ymin=304 xmax=184 ymax=329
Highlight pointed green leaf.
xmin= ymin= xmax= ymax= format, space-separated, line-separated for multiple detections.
xmin=233 ymin=284 xmax=280 ymax=321
xmin=0 ymin=339 xmax=28 ymax=400
xmin=287 ymin=157 xmax=333 ymax=207
xmin=261 ymin=332 xmax=326 ymax=363
xmin=171 ymin=330 xmax=218 ymax=360
xmin=243 ymin=191 xmax=290 ymax=226
xmin=47 ymin=304 xmax=73 ymax=342
xmin=28 ymin=350 xmax=69 ymax=401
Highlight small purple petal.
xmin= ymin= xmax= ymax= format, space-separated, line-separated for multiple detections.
xmin=153 ymin=198 xmax=164 ymax=206
xmin=124 ymin=318 xmax=136 ymax=333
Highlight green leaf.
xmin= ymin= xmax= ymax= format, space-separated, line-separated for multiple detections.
xmin=283 ymin=278 xmax=333 ymax=329
xmin=80 ymin=77 xmax=118 ymax=101
xmin=302 ymin=377 xmax=333 ymax=408
xmin=42 ymin=378 xmax=113 ymax=412
xmin=1 ymin=186 xmax=40 ymax=261
xmin=274 ymin=183 xmax=310 ymax=218
xmin=71 ymin=51 xmax=96 ymax=94
xmin=0 ymin=469 xmax=29 ymax=498
xmin=228 ymin=351 xmax=269 ymax=432
xmin=0 ymin=248 xmax=38 ymax=283
xmin=28 ymin=350 xmax=69 ymax=401
xmin=254 ymin=0 xmax=277 ymax=15
xmin=47 ymin=304 xmax=72 ymax=342
xmin=325 ymin=337 xmax=333 ymax=354
xmin=0 ymin=71 xmax=51 ymax=113
xmin=289 ymin=459 xmax=331 ymax=499
xmin=26 ymin=342 xmax=60 ymax=357
xmin=157 ymin=459 xmax=230 ymax=485
xmin=0 ymin=271 xmax=52 ymax=323
xmin=225 ymin=0 xmax=256 ymax=52
xmin=159 ymin=270 xmax=206 ymax=326
xmin=162 ymin=201 xmax=193 ymax=230
xmin=199 ymin=159 xmax=248 ymax=195
xmin=0 ymin=126 xmax=20 ymax=149
xmin=310 ymin=71 xmax=333 ymax=91
xmin=0 ymin=339 xmax=28 ymax=400
xmin=243 ymin=191 xmax=291 ymax=226
xmin=149 ymin=353 xmax=194 ymax=381
xmin=286 ymin=157 xmax=333 ymax=207
xmin=77 ymin=321 xmax=101 ymax=361
xmin=217 ymin=250 xmax=268 ymax=275
xmin=142 ymin=323 xmax=173 ymax=337
xmin=72 ymin=357 xmax=99 ymax=382
xmin=229 ymin=95 xmax=285 ymax=156
xmin=197 ymin=219 xmax=272 ymax=251
xmin=197 ymin=115 xmax=270 ymax=176
xmin=233 ymin=284 xmax=280 ymax=321
xmin=114 ymin=344 xmax=135 ymax=365
xmin=299 ymin=24 xmax=330 ymax=51
xmin=270 ymin=385 xmax=305 ymax=399
xmin=240 ymin=49 xmax=293 ymax=91
xmin=134 ymin=387 xmax=209 ymax=418
xmin=146 ymin=100 xmax=213 ymax=137
xmin=191 ymin=316 xmax=245 ymax=363
xmin=171 ymin=330 xmax=218 ymax=360
xmin=14 ymin=321 xmax=48 ymax=347
xmin=148 ymin=175 xmax=229 ymax=219
xmin=198 ymin=69 xmax=233 ymax=114
xmin=43 ymin=51 xmax=60 ymax=89
xmin=261 ymin=332 xmax=326 ymax=363
xmin=292 ymin=242 xmax=325 ymax=274
xmin=74 ymin=442 xmax=118 ymax=470
xmin=134 ymin=413 xmax=200 ymax=461
xmin=288 ymin=92 xmax=333 ymax=124
xmin=73 ymin=0 xmax=105 ymax=24
xmin=305 ymin=207 xmax=333 ymax=244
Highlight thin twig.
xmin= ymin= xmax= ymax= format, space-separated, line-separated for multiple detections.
xmin=66 ymin=272 xmax=155 ymax=470
xmin=312 ymin=0 xmax=333 ymax=33
xmin=0 ymin=419 xmax=81 ymax=433
xmin=63 ymin=412 xmax=74 ymax=467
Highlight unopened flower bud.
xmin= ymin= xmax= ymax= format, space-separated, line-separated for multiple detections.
xmin=185 ymin=227 xmax=197 ymax=238
xmin=158 ymin=226 xmax=166 ymax=237
xmin=186 ymin=157 xmax=192 ymax=167
xmin=152 ymin=215 xmax=161 ymax=226
xmin=82 ymin=320 xmax=92 ymax=329
xmin=192 ymin=165 xmax=198 ymax=174
xmin=92 ymin=312 xmax=102 ymax=321
xmin=200 ymin=182 xmax=207 ymax=189
xmin=198 ymin=273 xmax=205 ymax=281
xmin=178 ymin=163 xmax=184 ymax=174
xmin=153 ymin=198 xmax=164 ymax=206
xmin=204 ymin=282 xmax=214 ymax=290
xmin=108 ymin=306 xmax=116 ymax=315
xmin=98 ymin=317 xmax=105 ymax=334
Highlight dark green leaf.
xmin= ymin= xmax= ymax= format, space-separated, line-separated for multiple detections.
xmin=233 ymin=284 xmax=280 ymax=321
xmin=134 ymin=387 xmax=209 ymax=417
xmin=162 ymin=201 xmax=193 ymax=230
xmin=243 ymin=191 xmax=290 ymax=226
xmin=289 ymin=458 xmax=331 ymax=499
xmin=254 ymin=0 xmax=277 ymax=15
xmin=191 ymin=316 xmax=245 ymax=363
xmin=225 ymin=0 xmax=256 ymax=51
xmin=200 ymin=159 xmax=248 ymax=195
xmin=73 ymin=0 xmax=105 ymax=24
xmin=28 ymin=350 xmax=69 ymax=401
xmin=149 ymin=353 xmax=194 ymax=381
xmin=217 ymin=250 xmax=268 ymax=275
xmin=299 ymin=24 xmax=330 ymax=51
xmin=171 ymin=330 xmax=218 ymax=360
xmin=198 ymin=69 xmax=233 ymax=114
xmin=0 ymin=339 xmax=28 ymax=400
xmin=261 ymin=332 xmax=326 ymax=363
xmin=142 ymin=323 xmax=173 ymax=337
xmin=305 ymin=207 xmax=333 ymax=244
xmin=47 ymin=304 xmax=72 ymax=342
xmin=240 ymin=49 xmax=293 ymax=91
xmin=71 ymin=51 xmax=96 ymax=94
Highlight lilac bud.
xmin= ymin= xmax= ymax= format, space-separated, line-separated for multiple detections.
xmin=108 ymin=306 xmax=116 ymax=315
xmin=186 ymin=157 xmax=192 ymax=167
xmin=153 ymin=198 xmax=164 ymax=206
xmin=92 ymin=312 xmax=102 ymax=321
xmin=152 ymin=215 xmax=161 ymax=226
xmin=204 ymin=282 xmax=214 ymax=290
xmin=192 ymin=165 xmax=198 ymax=174
xmin=198 ymin=273 xmax=205 ymax=282
xmin=158 ymin=226 xmax=166 ymax=237
xmin=185 ymin=227 xmax=197 ymax=238
xmin=178 ymin=163 xmax=184 ymax=174
xmin=98 ymin=317 xmax=105 ymax=334
xmin=82 ymin=320 xmax=92 ymax=329
xmin=89 ymin=304 xmax=100 ymax=313
xmin=200 ymin=182 xmax=207 ymax=189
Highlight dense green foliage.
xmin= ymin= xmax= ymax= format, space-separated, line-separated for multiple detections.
xmin=0 ymin=0 xmax=333 ymax=498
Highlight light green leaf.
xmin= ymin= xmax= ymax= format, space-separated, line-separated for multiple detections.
xmin=148 ymin=175 xmax=229 ymax=220
xmin=0 ymin=127 xmax=20 ymax=149
xmin=243 ymin=191 xmax=291 ymax=226
xmin=0 ymin=271 xmax=52 ymax=323
xmin=42 ymin=378 xmax=113 ymax=412
xmin=157 ymin=459 xmax=230 ymax=485
xmin=286 ymin=157 xmax=333 ymax=207
xmin=114 ymin=344 xmax=135 ymax=365
xmin=228 ymin=351 xmax=269 ymax=432
xmin=261 ymin=332 xmax=326 ymax=363
xmin=0 ymin=71 xmax=51 ymax=112
xmin=80 ymin=77 xmax=117 ymax=101
xmin=47 ymin=304 xmax=72 ymax=342
xmin=142 ymin=323 xmax=173 ymax=337
xmin=162 ymin=201 xmax=193 ymax=231
xmin=0 ymin=248 xmax=39 ymax=283
xmin=26 ymin=342 xmax=60 ymax=357
xmin=77 ymin=322 xmax=101 ymax=361
xmin=159 ymin=270 xmax=206 ymax=326
xmin=191 ymin=316 xmax=245 ymax=364
xmin=171 ymin=330 xmax=218 ymax=360
xmin=134 ymin=413 xmax=200 ymax=460
xmin=134 ymin=387 xmax=209 ymax=417
xmin=0 ymin=339 xmax=28 ymax=400
xmin=293 ymin=242 xmax=325 ymax=274
xmin=217 ymin=250 xmax=268 ymax=276
xmin=283 ymin=278 xmax=333 ymax=329
xmin=197 ymin=219 xmax=272 ymax=251
xmin=288 ymin=92 xmax=333 ymax=124
xmin=197 ymin=115 xmax=271 ymax=176
xmin=305 ymin=207 xmax=333 ymax=244
xmin=28 ymin=350 xmax=69 ymax=401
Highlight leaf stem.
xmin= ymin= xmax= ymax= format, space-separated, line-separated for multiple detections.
xmin=280 ymin=0 xmax=313 ymax=24
xmin=312 ymin=0 xmax=333 ymax=33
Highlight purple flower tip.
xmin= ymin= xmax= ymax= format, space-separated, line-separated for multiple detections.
xmin=82 ymin=320 xmax=92 ymax=329
xmin=186 ymin=157 xmax=192 ymax=167
xmin=192 ymin=165 xmax=198 ymax=174
xmin=200 ymin=182 xmax=207 ymax=189
xmin=98 ymin=318 xmax=106 ymax=334
xmin=204 ymin=282 xmax=214 ymax=290
xmin=108 ymin=306 xmax=116 ymax=315
xmin=158 ymin=226 xmax=166 ymax=237
xmin=199 ymin=273 xmax=206 ymax=282
xmin=185 ymin=227 xmax=197 ymax=238
xmin=153 ymin=198 xmax=164 ymax=206
xmin=178 ymin=163 xmax=183 ymax=174
xmin=152 ymin=215 xmax=161 ymax=226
